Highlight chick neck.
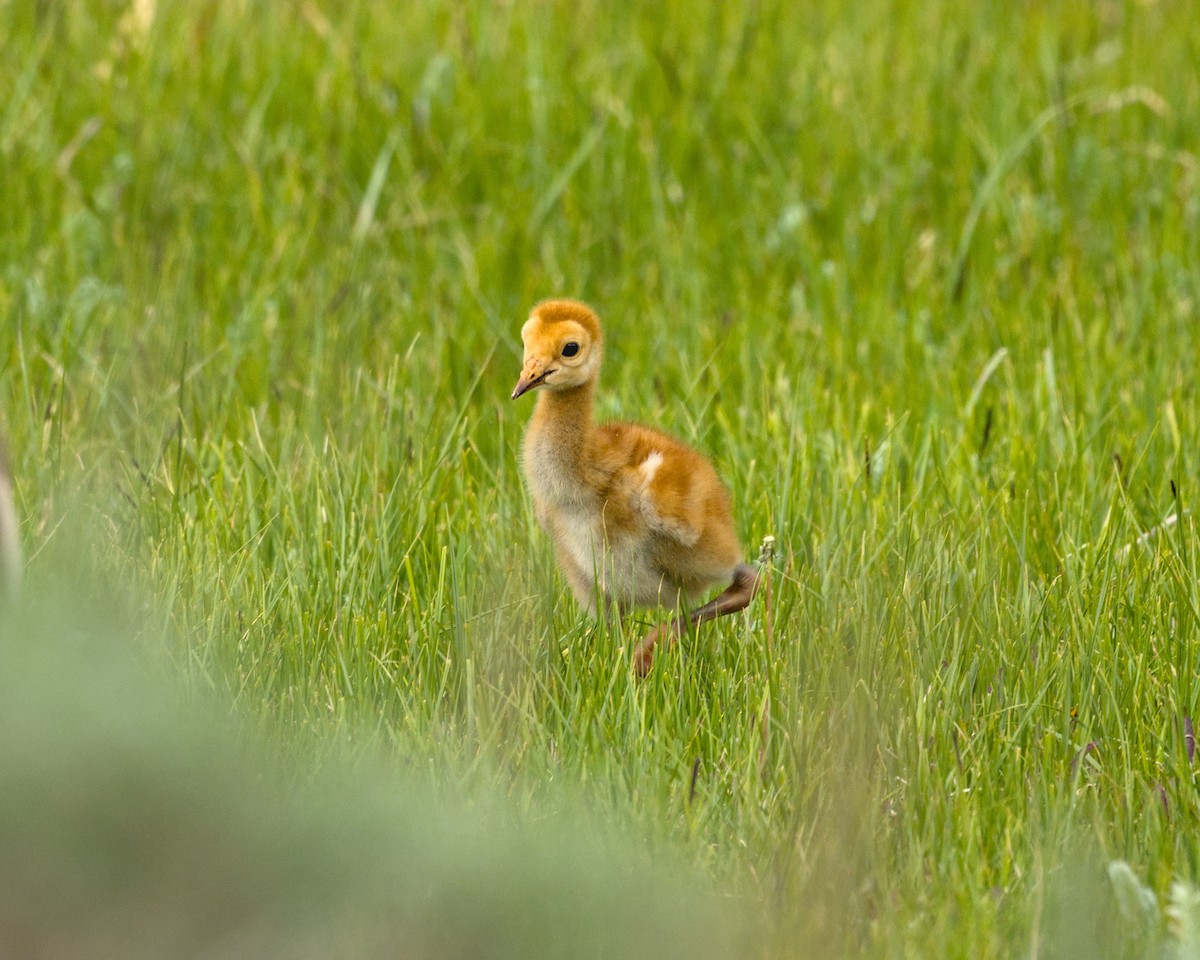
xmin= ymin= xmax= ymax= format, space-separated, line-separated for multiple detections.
xmin=530 ymin=378 xmax=596 ymax=451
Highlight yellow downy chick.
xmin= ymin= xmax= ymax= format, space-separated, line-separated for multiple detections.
xmin=511 ymin=299 xmax=757 ymax=675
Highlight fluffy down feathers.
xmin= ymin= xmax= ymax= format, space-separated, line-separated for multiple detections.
xmin=513 ymin=300 xmax=742 ymax=614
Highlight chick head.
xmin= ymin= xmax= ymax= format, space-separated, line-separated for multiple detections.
xmin=511 ymin=299 xmax=603 ymax=399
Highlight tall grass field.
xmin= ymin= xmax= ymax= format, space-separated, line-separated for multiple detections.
xmin=2 ymin=1 xmax=1199 ymax=956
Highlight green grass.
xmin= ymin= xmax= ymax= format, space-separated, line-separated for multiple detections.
xmin=2 ymin=0 xmax=1199 ymax=955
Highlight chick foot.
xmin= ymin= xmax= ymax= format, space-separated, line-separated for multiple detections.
xmin=633 ymin=564 xmax=760 ymax=676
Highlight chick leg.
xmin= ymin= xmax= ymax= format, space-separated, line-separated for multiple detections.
xmin=633 ymin=563 xmax=759 ymax=676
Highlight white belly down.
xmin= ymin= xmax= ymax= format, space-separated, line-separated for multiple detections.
xmin=555 ymin=513 xmax=674 ymax=611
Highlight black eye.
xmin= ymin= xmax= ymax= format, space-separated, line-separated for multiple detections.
xmin=561 ymin=342 xmax=580 ymax=358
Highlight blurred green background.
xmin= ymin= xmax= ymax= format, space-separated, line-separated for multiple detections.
xmin=1 ymin=0 xmax=1198 ymax=956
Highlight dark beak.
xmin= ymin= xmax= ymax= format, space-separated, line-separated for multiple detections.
xmin=511 ymin=368 xmax=552 ymax=400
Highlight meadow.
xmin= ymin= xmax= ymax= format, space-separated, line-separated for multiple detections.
xmin=2 ymin=0 xmax=1199 ymax=955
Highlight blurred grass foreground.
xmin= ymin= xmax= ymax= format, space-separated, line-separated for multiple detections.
xmin=0 ymin=587 xmax=739 ymax=960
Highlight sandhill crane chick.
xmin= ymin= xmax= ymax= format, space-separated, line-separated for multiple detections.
xmin=511 ymin=299 xmax=757 ymax=675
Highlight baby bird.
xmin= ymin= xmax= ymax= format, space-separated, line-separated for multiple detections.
xmin=511 ymin=299 xmax=758 ymax=675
